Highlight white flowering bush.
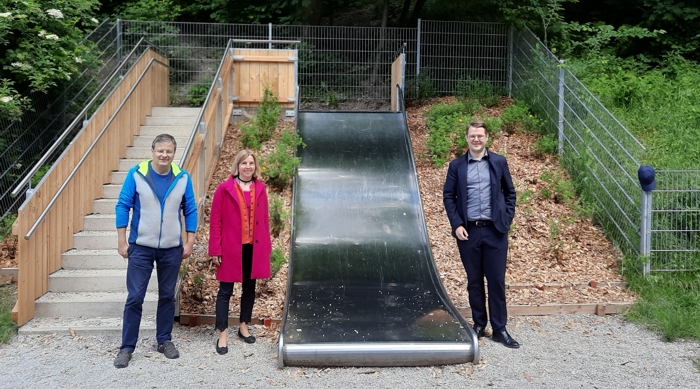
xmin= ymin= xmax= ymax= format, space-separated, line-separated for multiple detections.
xmin=0 ymin=0 xmax=100 ymax=119
xmin=0 ymin=79 xmax=30 ymax=117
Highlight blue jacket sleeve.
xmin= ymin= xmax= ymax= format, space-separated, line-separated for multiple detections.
xmin=181 ymin=173 xmax=198 ymax=233
xmin=115 ymin=168 xmax=137 ymax=228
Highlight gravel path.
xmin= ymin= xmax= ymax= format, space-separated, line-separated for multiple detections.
xmin=2 ymin=315 xmax=698 ymax=388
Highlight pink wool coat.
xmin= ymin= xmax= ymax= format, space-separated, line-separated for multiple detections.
xmin=208 ymin=176 xmax=272 ymax=282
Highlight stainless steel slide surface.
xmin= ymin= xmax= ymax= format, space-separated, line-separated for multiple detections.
xmin=278 ymin=111 xmax=478 ymax=367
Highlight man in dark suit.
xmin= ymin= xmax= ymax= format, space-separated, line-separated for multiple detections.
xmin=443 ymin=121 xmax=519 ymax=348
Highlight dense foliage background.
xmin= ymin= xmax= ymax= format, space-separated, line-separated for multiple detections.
xmin=3 ymin=0 xmax=699 ymax=118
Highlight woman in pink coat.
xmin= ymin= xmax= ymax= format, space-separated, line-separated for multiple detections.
xmin=209 ymin=149 xmax=271 ymax=354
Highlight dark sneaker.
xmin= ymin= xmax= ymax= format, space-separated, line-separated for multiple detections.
xmin=114 ymin=350 xmax=133 ymax=368
xmin=157 ymin=341 xmax=180 ymax=359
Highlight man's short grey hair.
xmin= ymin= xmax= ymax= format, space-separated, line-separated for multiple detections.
xmin=152 ymin=133 xmax=177 ymax=150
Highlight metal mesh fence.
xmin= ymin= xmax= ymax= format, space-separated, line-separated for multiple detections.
xmin=121 ymin=20 xmax=509 ymax=110
xmin=419 ymin=20 xmax=509 ymax=96
xmin=0 ymin=18 xmax=121 ymax=234
xmin=511 ymin=27 xmax=647 ymax=259
xmin=651 ymin=170 xmax=700 ymax=271
xmin=275 ymin=24 xmax=417 ymax=110
xmin=122 ymin=21 xmax=418 ymax=110
xmin=121 ymin=21 xmax=267 ymax=106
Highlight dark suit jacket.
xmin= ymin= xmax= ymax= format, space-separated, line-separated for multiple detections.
xmin=443 ymin=150 xmax=516 ymax=235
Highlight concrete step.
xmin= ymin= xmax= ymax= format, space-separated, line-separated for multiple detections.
xmin=151 ymin=107 xmax=201 ymax=117
xmin=93 ymin=198 xmax=117 ymax=215
xmin=111 ymin=171 xmax=127 ymax=185
xmin=34 ymin=291 xmax=158 ymax=318
xmin=49 ymin=269 xmax=156 ymax=293
xmin=18 ymin=315 xmax=157 ymax=336
xmin=139 ymin=125 xmax=194 ymax=138
xmin=73 ymin=230 xmax=117 ymax=250
xmin=144 ymin=116 xmax=198 ymax=126
xmin=83 ymin=214 xmax=117 ymax=230
xmin=131 ymin=135 xmax=188 ymax=148
xmin=62 ymin=249 xmax=126 ymax=269
xmin=117 ymin=159 xmax=149 ymax=172
xmin=102 ymin=184 xmax=122 ymax=199
xmin=125 ymin=146 xmax=185 ymax=160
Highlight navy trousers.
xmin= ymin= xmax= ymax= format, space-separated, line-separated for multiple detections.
xmin=121 ymin=243 xmax=183 ymax=352
xmin=456 ymin=224 xmax=508 ymax=331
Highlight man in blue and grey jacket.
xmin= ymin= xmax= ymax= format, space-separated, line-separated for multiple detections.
xmin=113 ymin=133 xmax=198 ymax=369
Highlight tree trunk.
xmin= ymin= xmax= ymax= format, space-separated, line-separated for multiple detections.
xmin=370 ymin=0 xmax=390 ymax=91
xmin=399 ymin=0 xmax=412 ymax=27
xmin=299 ymin=0 xmax=324 ymax=25
xmin=408 ymin=0 xmax=427 ymax=25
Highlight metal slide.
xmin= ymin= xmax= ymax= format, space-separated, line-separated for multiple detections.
xmin=278 ymin=111 xmax=478 ymax=367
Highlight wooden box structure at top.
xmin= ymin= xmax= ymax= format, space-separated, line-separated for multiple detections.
xmin=231 ymin=49 xmax=296 ymax=109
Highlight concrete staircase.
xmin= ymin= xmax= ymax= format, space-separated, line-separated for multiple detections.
xmin=20 ymin=107 xmax=201 ymax=336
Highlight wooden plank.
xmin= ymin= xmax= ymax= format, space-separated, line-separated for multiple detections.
xmin=456 ymin=302 xmax=633 ymax=317
xmin=233 ymin=56 xmax=295 ymax=63
xmin=506 ymin=281 xmax=628 ymax=290
xmin=235 ymin=97 xmax=294 ymax=103
xmin=11 ymin=301 xmax=18 ymax=323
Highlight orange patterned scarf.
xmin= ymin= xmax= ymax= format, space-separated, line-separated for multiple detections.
xmin=234 ymin=178 xmax=256 ymax=244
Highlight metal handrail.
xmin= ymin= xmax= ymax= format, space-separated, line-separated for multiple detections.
xmin=23 ymin=57 xmax=171 ymax=240
xmin=392 ymin=42 xmax=407 ymax=58
xmin=180 ymin=38 xmax=235 ymax=169
xmin=11 ymin=37 xmax=165 ymax=198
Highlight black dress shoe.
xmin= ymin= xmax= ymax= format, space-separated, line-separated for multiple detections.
xmin=472 ymin=325 xmax=486 ymax=339
xmin=216 ymin=339 xmax=228 ymax=355
xmin=492 ymin=330 xmax=520 ymax=349
xmin=238 ymin=329 xmax=256 ymax=344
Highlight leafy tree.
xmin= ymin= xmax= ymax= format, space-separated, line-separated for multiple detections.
xmin=0 ymin=0 xmax=100 ymax=119
xmin=500 ymin=0 xmax=578 ymax=47
xmin=113 ymin=0 xmax=182 ymax=21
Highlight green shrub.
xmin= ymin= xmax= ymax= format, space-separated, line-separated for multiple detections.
xmin=0 ymin=280 xmax=17 ymax=344
xmin=483 ymin=116 xmax=503 ymax=134
xmin=271 ymin=247 xmax=286 ymax=276
xmin=415 ymin=73 xmax=436 ymax=103
xmin=238 ymin=86 xmax=281 ymax=149
xmin=540 ymin=188 xmax=552 ymax=199
xmin=500 ymin=99 xmax=542 ymax=134
xmin=240 ymin=121 xmax=262 ymax=150
xmin=193 ymin=272 xmax=205 ymax=290
xmin=532 ymin=134 xmax=558 ymax=157
xmin=554 ymin=178 xmax=576 ymax=205
xmin=187 ymin=78 xmax=211 ymax=106
xmin=256 ymin=87 xmax=282 ymax=142
xmin=456 ymin=78 xmax=502 ymax=108
xmin=262 ymin=127 xmax=305 ymax=191
xmin=517 ymin=189 xmax=534 ymax=206
xmin=269 ymin=194 xmax=289 ymax=238
xmin=424 ymin=101 xmax=480 ymax=167
xmin=0 ymin=214 xmax=17 ymax=240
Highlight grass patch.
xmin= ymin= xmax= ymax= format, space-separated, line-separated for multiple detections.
xmin=623 ymin=267 xmax=700 ymax=341
xmin=0 ymin=279 xmax=17 ymax=344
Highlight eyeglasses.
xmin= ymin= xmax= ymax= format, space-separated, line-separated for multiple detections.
xmin=153 ymin=149 xmax=175 ymax=155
